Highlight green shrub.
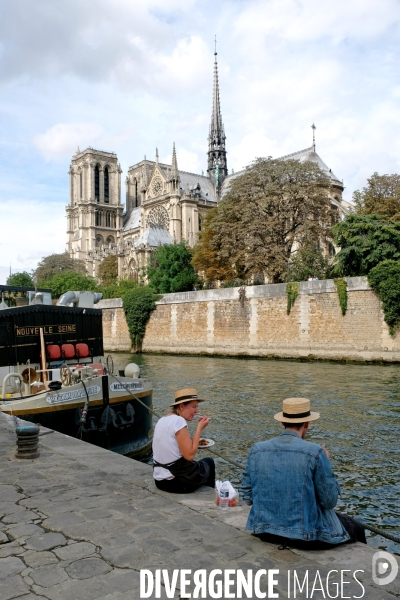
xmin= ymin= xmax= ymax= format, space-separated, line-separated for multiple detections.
xmin=99 ymin=279 xmax=139 ymax=299
xmin=368 ymin=260 xmax=400 ymax=335
xmin=122 ymin=287 xmax=160 ymax=350
xmin=334 ymin=278 xmax=347 ymax=316
xmin=287 ymin=282 xmax=299 ymax=315
xmin=42 ymin=271 xmax=98 ymax=298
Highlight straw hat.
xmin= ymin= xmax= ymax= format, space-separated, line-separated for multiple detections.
xmin=274 ymin=397 xmax=320 ymax=423
xmin=170 ymin=388 xmax=205 ymax=407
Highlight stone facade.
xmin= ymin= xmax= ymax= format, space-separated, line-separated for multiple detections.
xmin=66 ymin=49 xmax=351 ymax=280
xmin=98 ymin=277 xmax=400 ymax=362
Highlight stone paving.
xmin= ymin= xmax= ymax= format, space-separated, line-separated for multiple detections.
xmin=0 ymin=413 xmax=399 ymax=600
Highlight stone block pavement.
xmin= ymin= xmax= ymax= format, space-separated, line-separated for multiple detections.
xmin=0 ymin=413 xmax=399 ymax=600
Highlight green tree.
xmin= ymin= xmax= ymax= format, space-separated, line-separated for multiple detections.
xmin=198 ymin=158 xmax=334 ymax=283
xmin=34 ymin=252 xmax=87 ymax=285
xmin=99 ymin=278 xmax=139 ymax=299
xmin=98 ymin=255 xmax=118 ymax=285
xmin=331 ymin=214 xmax=400 ymax=276
xmin=42 ymin=271 xmax=98 ymax=298
xmin=368 ymin=260 xmax=400 ymax=335
xmin=353 ymin=172 xmax=400 ymax=221
xmin=6 ymin=271 xmax=34 ymax=287
xmin=147 ymin=243 xmax=199 ymax=293
xmin=192 ymin=208 xmax=236 ymax=283
xmin=289 ymin=243 xmax=330 ymax=282
xmin=123 ymin=287 xmax=160 ymax=350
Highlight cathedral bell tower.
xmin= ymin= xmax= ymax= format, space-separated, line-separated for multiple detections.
xmin=207 ymin=41 xmax=228 ymax=196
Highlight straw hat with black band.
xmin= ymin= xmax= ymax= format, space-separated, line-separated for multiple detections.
xmin=170 ymin=388 xmax=205 ymax=407
xmin=274 ymin=397 xmax=320 ymax=423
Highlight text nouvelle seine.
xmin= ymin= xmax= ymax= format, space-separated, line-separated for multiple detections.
xmin=140 ymin=568 xmax=366 ymax=598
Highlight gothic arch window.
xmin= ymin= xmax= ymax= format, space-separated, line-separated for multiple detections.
xmin=104 ymin=166 xmax=109 ymax=203
xmin=96 ymin=235 xmax=103 ymax=247
xmin=106 ymin=235 xmax=114 ymax=245
xmin=146 ymin=206 xmax=169 ymax=230
xmin=95 ymin=210 xmax=100 ymax=226
xmin=198 ymin=215 xmax=202 ymax=231
xmin=112 ymin=213 xmax=116 ymax=228
xmin=94 ymin=165 xmax=100 ymax=201
xmin=79 ymin=171 xmax=83 ymax=199
xmin=135 ymin=178 xmax=138 ymax=207
xmin=106 ymin=211 xmax=111 ymax=227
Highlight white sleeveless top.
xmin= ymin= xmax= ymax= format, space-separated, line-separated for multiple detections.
xmin=152 ymin=414 xmax=187 ymax=480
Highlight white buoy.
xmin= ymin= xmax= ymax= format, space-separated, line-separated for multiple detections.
xmin=124 ymin=363 xmax=140 ymax=379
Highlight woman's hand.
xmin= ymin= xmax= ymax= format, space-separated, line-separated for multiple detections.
xmin=176 ymin=416 xmax=211 ymax=461
xmin=197 ymin=415 xmax=209 ymax=431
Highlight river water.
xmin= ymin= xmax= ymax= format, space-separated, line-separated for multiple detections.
xmin=111 ymin=353 xmax=400 ymax=554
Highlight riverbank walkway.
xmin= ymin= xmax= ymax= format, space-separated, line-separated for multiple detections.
xmin=0 ymin=413 xmax=398 ymax=600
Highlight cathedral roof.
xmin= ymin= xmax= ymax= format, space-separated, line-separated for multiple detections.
xmin=221 ymin=146 xmax=342 ymax=197
xmin=123 ymin=207 xmax=141 ymax=231
xmin=134 ymin=223 xmax=173 ymax=248
xmin=279 ymin=146 xmax=342 ymax=185
xmin=179 ymin=171 xmax=217 ymax=202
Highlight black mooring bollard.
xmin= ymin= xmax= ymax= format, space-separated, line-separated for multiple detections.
xmin=15 ymin=424 xmax=40 ymax=459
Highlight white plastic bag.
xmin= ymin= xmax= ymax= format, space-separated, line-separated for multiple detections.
xmin=215 ymin=480 xmax=239 ymax=506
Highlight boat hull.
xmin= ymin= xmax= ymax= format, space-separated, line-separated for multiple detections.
xmin=1 ymin=375 xmax=153 ymax=459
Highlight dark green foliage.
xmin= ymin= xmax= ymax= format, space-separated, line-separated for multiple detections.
xmin=331 ymin=214 xmax=400 ymax=276
xmin=287 ymin=282 xmax=299 ymax=315
xmin=221 ymin=278 xmax=247 ymax=288
xmin=6 ymin=271 xmax=34 ymax=287
xmin=333 ymin=278 xmax=347 ymax=316
xmin=122 ymin=287 xmax=160 ymax=350
xmin=99 ymin=279 xmax=139 ymax=299
xmin=34 ymin=252 xmax=87 ymax=284
xmin=98 ymin=255 xmax=118 ymax=285
xmin=42 ymin=271 xmax=98 ymax=298
xmin=368 ymin=260 xmax=400 ymax=335
xmin=288 ymin=243 xmax=330 ymax=282
xmin=147 ymin=243 xmax=199 ymax=293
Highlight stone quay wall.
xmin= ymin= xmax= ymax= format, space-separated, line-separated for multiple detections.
xmin=98 ymin=277 xmax=400 ymax=362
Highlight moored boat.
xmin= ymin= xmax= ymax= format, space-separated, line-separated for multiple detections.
xmin=0 ymin=292 xmax=153 ymax=458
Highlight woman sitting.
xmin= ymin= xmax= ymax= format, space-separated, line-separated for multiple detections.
xmin=152 ymin=388 xmax=215 ymax=494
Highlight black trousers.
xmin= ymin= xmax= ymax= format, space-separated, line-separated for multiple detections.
xmin=155 ymin=457 xmax=215 ymax=494
xmin=256 ymin=512 xmax=367 ymax=549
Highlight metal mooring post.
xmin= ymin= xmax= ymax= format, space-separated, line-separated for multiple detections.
xmin=15 ymin=424 xmax=40 ymax=459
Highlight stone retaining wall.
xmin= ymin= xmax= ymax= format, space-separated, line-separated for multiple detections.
xmin=97 ymin=277 xmax=400 ymax=362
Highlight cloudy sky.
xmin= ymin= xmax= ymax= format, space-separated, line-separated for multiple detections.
xmin=1 ymin=0 xmax=400 ymax=283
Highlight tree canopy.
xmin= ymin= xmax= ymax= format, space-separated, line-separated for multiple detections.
xmin=193 ymin=158 xmax=335 ymax=283
xmin=98 ymin=255 xmax=118 ymax=285
xmin=6 ymin=271 xmax=34 ymax=287
xmin=34 ymin=252 xmax=87 ymax=285
xmin=353 ymin=172 xmax=400 ymax=221
xmin=368 ymin=260 xmax=400 ymax=335
xmin=191 ymin=208 xmax=235 ymax=283
xmin=147 ymin=242 xmax=199 ymax=293
xmin=42 ymin=271 xmax=98 ymax=298
xmin=288 ymin=243 xmax=330 ymax=282
xmin=331 ymin=214 xmax=400 ymax=276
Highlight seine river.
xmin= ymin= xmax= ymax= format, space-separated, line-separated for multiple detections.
xmin=111 ymin=353 xmax=400 ymax=554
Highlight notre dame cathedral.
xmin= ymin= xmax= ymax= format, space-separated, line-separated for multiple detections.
xmin=66 ymin=49 xmax=348 ymax=280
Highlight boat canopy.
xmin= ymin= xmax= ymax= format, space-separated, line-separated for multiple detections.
xmin=0 ymin=304 xmax=103 ymax=367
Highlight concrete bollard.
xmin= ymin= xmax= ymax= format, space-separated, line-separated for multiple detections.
xmin=15 ymin=424 xmax=40 ymax=459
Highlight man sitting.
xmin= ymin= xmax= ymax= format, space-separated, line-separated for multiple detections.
xmin=240 ymin=397 xmax=366 ymax=549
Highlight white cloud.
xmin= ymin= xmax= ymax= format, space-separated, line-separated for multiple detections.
xmin=2 ymin=199 xmax=66 ymax=277
xmin=33 ymin=122 xmax=104 ymax=160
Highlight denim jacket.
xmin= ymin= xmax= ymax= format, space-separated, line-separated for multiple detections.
xmin=240 ymin=431 xmax=349 ymax=544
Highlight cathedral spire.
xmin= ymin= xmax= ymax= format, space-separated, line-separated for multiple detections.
xmin=171 ymin=142 xmax=178 ymax=176
xmin=169 ymin=141 xmax=180 ymax=193
xmin=311 ymin=123 xmax=316 ymax=152
xmin=207 ymin=36 xmax=227 ymax=195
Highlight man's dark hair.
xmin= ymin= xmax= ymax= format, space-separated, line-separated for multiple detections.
xmin=283 ymin=422 xmax=305 ymax=430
